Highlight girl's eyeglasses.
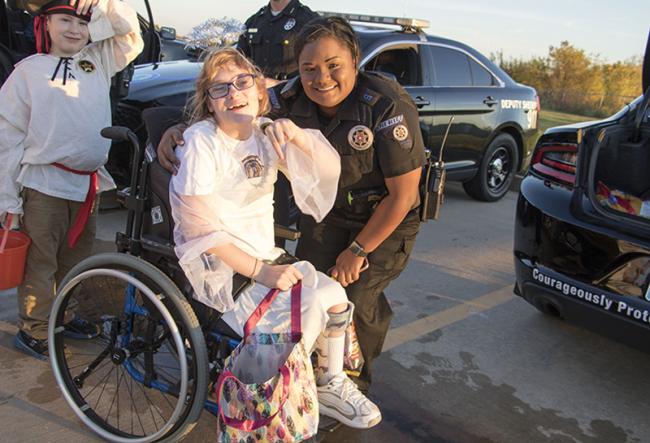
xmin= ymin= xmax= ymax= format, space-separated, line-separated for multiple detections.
xmin=207 ymin=74 xmax=256 ymax=99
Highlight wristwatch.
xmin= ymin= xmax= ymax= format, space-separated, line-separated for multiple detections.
xmin=348 ymin=240 xmax=368 ymax=257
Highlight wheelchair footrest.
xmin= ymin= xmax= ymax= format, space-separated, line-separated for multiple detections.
xmin=318 ymin=415 xmax=342 ymax=432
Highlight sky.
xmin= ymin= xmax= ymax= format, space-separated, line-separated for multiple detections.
xmin=126 ymin=0 xmax=649 ymax=63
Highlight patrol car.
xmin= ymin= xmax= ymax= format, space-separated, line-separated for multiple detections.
xmin=111 ymin=12 xmax=539 ymax=202
xmin=514 ymin=33 xmax=650 ymax=350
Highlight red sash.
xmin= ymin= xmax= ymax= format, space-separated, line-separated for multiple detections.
xmin=52 ymin=162 xmax=98 ymax=248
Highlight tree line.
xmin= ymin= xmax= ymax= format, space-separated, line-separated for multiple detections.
xmin=493 ymin=41 xmax=643 ymax=118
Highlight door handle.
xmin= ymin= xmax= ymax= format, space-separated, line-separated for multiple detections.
xmin=483 ymin=96 xmax=498 ymax=107
xmin=414 ymin=96 xmax=430 ymax=108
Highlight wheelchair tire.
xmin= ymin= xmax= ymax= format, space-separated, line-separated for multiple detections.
xmin=48 ymin=253 xmax=208 ymax=443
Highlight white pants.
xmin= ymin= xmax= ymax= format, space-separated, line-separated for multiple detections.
xmin=221 ymin=261 xmax=348 ymax=350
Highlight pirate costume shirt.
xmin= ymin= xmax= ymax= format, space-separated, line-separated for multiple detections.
xmin=170 ymin=118 xmax=342 ymax=323
xmin=0 ymin=0 xmax=144 ymax=224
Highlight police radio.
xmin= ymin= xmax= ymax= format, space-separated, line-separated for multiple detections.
xmin=420 ymin=116 xmax=454 ymax=221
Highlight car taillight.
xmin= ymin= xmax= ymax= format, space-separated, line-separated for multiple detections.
xmin=531 ymin=144 xmax=577 ymax=185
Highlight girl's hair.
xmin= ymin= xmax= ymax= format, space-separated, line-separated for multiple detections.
xmin=187 ymin=47 xmax=270 ymax=125
xmin=294 ymin=16 xmax=360 ymax=68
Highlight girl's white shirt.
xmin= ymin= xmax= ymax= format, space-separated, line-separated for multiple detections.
xmin=170 ymin=117 xmax=341 ymax=312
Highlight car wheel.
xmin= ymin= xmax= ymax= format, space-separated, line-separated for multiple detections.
xmin=463 ymin=133 xmax=519 ymax=202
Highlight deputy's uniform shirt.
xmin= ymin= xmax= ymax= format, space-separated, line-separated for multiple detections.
xmin=0 ymin=0 xmax=144 ymax=216
xmin=237 ymin=0 xmax=318 ymax=80
xmin=268 ymin=72 xmax=426 ymax=223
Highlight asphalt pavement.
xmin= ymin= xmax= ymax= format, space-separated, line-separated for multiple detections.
xmin=2 ymin=183 xmax=650 ymax=443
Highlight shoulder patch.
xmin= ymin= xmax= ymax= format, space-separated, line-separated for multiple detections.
xmin=377 ymin=114 xmax=404 ymax=131
xmin=360 ymin=88 xmax=380 ymax=106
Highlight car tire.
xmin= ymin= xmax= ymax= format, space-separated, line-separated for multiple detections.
xmin=463 ymin=133 xmax=519 ymax=202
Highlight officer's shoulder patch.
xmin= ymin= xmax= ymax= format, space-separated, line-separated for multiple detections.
xmin=280 ymin=76 xmax=301 ymax=99
xmin=359 ymin=88 xmax=380 ymax=106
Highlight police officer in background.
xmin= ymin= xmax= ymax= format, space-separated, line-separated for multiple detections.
xmin=237 ymin=0 xmax=318 ymax=80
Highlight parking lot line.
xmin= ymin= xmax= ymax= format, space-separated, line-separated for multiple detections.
xmin=383 ymin=286 xmax=515 ymax=351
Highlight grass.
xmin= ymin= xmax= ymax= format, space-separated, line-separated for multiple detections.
xmin=538 ymin=109 xmax=593 ymax=133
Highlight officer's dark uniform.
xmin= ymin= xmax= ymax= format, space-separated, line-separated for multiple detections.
xmin=237 ymin=0 xmax=318 ymax=80
xmin=268 ymin=72 xmax=425 ymax=392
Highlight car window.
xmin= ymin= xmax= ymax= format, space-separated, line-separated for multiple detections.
xmin=469 ymin=57 xmax=495 ymax=86
xmin=364 ymin=45 xmax=423 ymax=86
xmin=429 ymin=46 xmax=472 ymax=87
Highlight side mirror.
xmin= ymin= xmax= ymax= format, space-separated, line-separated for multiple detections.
xmin=160 ymin=26 xmax=176 ymax=41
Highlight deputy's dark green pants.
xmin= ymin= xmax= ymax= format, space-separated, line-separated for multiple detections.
xmin=296 ymin=210 xmax=420 ymax=393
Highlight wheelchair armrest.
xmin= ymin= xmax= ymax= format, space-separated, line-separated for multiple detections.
xmin=274 ymin=224 xmax=300 ymax=241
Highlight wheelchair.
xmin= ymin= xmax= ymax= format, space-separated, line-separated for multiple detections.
xmin=47 ymin=107 xmax=302 ymax=442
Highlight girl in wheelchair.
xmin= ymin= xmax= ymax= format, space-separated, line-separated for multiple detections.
xmin=169 ymin=47 xmax=381 ymax=430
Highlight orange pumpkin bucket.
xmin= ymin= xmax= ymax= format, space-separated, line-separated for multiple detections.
xmin=0 ymin=215 xmax=31 ymax=290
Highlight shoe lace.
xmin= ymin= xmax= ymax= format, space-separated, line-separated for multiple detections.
xmin=337 ymin=375 xmax=367 ymax=407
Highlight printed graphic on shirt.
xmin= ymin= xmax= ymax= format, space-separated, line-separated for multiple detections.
xmin=348 ymin=125 xmax=374 ymax=151
xmin=242 ymin=155 xmax=264 ymax=179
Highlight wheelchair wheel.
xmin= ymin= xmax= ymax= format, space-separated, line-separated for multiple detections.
xmin=48 ymin=253 xmax=208 ymax=443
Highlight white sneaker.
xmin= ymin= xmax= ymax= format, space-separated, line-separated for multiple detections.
xmin=317 ymin=372 xmax=382 ymax=429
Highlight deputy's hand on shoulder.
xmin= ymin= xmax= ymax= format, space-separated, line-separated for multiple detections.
xmin=157 ymin=124 xmax=186 ymax=174
xmin=255 ymin=263 xmax=303 ymax=292
xmin=263 ymin=118 xmax=308 ymax=161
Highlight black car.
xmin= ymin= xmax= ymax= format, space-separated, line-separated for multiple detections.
xmin=514 ymin=33 xmax=650 ymax=350
xmin=113 ymin=12 xmax=539 ymax=202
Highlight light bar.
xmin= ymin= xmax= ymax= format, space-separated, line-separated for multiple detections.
xmin=318 ymin=11 xmax=430 ymax=30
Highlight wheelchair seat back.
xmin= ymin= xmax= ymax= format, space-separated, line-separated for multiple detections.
xmin=140 ymin=106 xmax=185 ymax=248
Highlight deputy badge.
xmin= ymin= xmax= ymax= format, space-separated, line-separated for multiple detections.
xmin=284 ymin=18 xmax=296 ymax=31
xmin=242 ymin=155 xmax=264 ymax=179
xmin=78 ymin=60 xmax=95 ymax=73
xmin=393 ymin=124 xmax=409 ymax=141
xmin=348 ymin=125 xmax=374 ymax=151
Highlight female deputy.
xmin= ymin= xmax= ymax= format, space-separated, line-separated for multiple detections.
xmin=158 ymin=16 xmax=425 ymax=394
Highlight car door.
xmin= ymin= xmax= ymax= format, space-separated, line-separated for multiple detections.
xmin=424 ymin=45 xmax=503 ymax=179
